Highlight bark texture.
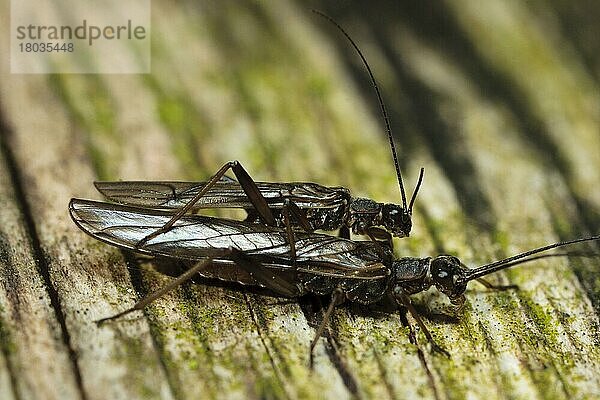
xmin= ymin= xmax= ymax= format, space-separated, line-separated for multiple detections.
xmin=0 ymin=1 xmax=599 ymax=399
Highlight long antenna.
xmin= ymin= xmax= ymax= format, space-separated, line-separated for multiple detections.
xmin=311 ymin=9 xmax=408 ymax=210
xmin=464 ymin=235 xmax=600 ymax=282
xmin=408 ymin=167 xmax=424 ymax=214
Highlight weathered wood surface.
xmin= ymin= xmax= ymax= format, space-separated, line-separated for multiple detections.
xmin=1 ymin=1 xmax=599 ymax=399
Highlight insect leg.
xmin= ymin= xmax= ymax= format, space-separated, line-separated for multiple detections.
xmin=476 ymin=277 xmax=519 ymax=291
xmin=279 ymin=199 xmax=314 ymax=279
xmin=283 ymin=200 xmax=313 ymax=232
xmin=339 ymin=224 xmax=393 ymax=248
xmin=230 ymin=161 xmax=277 ymax=226
xmin=367 ymin=226 xmax=393 ymax=248
xmin=366 ymin=227 xmax=393 ymax=250
xmin=280 ymin=199 xmax=313 ymax=262
xmin=394 ymin=290 xmax=450 ymax=358
xmin=95 ymin=258 xmax=214 ymax=325
xmin=137 ymin=161 xmax=275 ymax=247
xmin=281 ymin=201 xmax=297 ymax=264
xmin=310 ymin=288 xmax=345 ymax=367
xmin=339 ymin=225 xmax=350 ymax=239
xmin=228 ymin=247 xmax=299 ymax=297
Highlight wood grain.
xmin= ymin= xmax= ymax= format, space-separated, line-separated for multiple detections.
xmin=0 ymin=1 xmax=599 ymax=399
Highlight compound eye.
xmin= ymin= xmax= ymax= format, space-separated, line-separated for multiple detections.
xmin=435 ymin=269 xmax=454 ymax=287
xmin=430 ymin=255 xmax=468 ymax=300
xmin=436 ymin=269 xmax=449 ymax=279
xmin=431 ymin=257 xmax=457 ymax=284
xmin=401 ymin=212 xmax=410 ymax=223
xmin=386 ymin=207 xmax=399 ymax=218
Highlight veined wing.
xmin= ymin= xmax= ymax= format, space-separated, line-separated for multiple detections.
xmin=94 ymin=180 xmax=350 ymax=210
xmin=69 ymin=199 xmax=388 ymax=280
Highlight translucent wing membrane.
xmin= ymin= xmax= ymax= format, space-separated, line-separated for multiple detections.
xmin=94 ymin=180 xmax=350 ymax=210
xmin=69 ymin=199 xmax=388 ymax=279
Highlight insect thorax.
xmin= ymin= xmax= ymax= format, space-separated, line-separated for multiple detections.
xmin=348 ymin=198 xmax=411 ymax=237
xmin=347 ymin=198 xmax=384 ymax=233
xmin=391 ymin=257 xmax=432 ymax=295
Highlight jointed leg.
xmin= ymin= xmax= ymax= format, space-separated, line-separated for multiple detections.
xmin=365 ymin=227 xmax=394 ymax=255
xmin=310 ymin=288 xmax=344 ymax=367
xmin=339 ymin=225 xmax=350 ymax=239
xmin=283 ymin=200 xmax=312 ymax=232
xmin=97 ymin=246 xmax=301 ymax=325
xmin=394 ymin=290 xmax=450 ymax=357
xmin=281 ymin=199 xmax=313 ymax=266
xmin=137 ymin=161 xmax=275 ymax=247
xmin=228 ymin=247 xmax=299 ymax=298
xmin=282 ymin=201 xmax=297 ymax=264
xmin=96 ymin=258 xmax=214 ymax=324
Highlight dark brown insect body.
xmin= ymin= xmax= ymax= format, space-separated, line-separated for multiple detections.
xmin=95 ymin=177 xmax=417 ymax=239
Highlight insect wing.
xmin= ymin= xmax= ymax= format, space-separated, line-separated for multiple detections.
xmin=69 ymin=198 xmax=388 ymax=280
xmin=94 ymin=180 xmax=228 ymax=209
xmin=94 ymin=180 xmax=349 ymax=211
xmin=69 ymin=198 xmax=293 ymax=259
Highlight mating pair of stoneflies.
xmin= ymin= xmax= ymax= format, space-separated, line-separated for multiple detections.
xmin=69 ymin=11 xmax=599 ymax=360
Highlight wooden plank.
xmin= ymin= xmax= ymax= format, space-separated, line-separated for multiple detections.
xmin=0 ymin=352 xmax=15 ymax=400
xmin=0 ymin=73 xmax=175 ymax=400
xmin=0 ymin=1 xmax=598 ymax=399
xmin=0 ymin=3 xmax=175 ymax=399
xmin=0 ymin=135 xmax=81 ymax=399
